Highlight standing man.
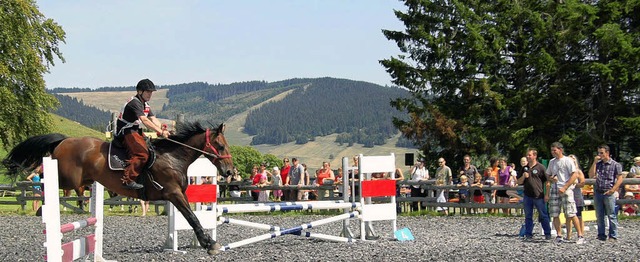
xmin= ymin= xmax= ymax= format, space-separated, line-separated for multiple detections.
xmin=547 ymin=142 xmax=584 ymax=244
xmin=286 ymin=158 xmax=304 ymax=201
xmin=516 ymin=148 xmax=552 ymax=241
xmin=588 ymin=144 xmax=624 ymax=241
xmin=459 ymin=155 xmax=480 ymax=200
xmin=280 ymin=158 xmax=291 ymax=201
xmin=116 ymin=79 xmax=169 ymax=190
xmin=435 ymin=158 xmax=453 ymax=191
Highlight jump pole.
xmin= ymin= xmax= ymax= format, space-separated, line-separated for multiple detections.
xmin=219 ymin=211 xmax=360 ymax=251
xmin=41 ymin=157 xmax=110 ymax=262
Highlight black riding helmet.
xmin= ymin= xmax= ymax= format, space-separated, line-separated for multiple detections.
xmin=136 ymin=79 xmax=157 ymax=92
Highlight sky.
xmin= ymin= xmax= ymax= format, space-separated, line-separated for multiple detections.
xmin=36 ymin=1 xmax=407 ymax=89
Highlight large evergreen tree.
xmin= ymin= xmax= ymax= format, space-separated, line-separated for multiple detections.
xmin=0 ymin=0 xmax=65 ymax=149
xmin=382 ymin=0 xmax=640 ymax=166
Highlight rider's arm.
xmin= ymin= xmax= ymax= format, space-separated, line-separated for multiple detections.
xmin=140 ymin=115 xmax=168 ymax=137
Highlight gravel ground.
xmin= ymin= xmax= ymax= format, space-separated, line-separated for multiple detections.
xmin=0 ymin=214 xmax=638 ymax=261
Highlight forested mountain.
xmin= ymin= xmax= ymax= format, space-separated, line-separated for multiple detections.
xmin=52 ymin=94 xmax=111 ymax=131
xmin=49 ymin=77 xmax=415 ymax=148
xmin=244 ymin=78 xmax=409 ymax=147
xmin=158 ymin=81 xmax=299 ymax=123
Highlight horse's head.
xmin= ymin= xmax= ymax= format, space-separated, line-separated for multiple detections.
xmin=202 ymin=123 xmax=234 ymax=177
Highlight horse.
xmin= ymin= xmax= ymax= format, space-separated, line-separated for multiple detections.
xmin=2 ymin=121 xmax=233 ymax=255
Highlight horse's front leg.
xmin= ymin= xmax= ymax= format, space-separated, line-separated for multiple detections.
xmin=167 ymin=191 xmax=221 ymax=255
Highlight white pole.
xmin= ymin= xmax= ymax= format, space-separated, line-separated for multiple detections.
xmin=218 ymin=217 xmax=281 ymax=231
xmin=220 ymin=211 xmax=359 ymax=251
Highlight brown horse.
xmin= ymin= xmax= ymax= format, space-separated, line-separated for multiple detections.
xmin=3 ymin=122 xmax=232 ymax=255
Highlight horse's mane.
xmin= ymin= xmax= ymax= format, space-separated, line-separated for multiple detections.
xmin=152 ymin=121 xmax=212 ymax=148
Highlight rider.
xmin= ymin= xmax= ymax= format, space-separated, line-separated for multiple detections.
xmin=115 ymin=79 xmax=170 ymax=190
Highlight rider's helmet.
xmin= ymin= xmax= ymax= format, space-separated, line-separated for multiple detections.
xmin=136 ymin=79 xmax=157 ymax=92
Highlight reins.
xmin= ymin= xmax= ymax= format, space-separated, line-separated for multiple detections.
xmin=162 ymin=128 xmax=232 ymax=160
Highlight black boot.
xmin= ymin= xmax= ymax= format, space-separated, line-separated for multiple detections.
xmin=123 ymin=180 xmax=144 ymax=190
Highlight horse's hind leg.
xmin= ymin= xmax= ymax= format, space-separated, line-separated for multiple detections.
xmin=168 ymin=191 xmax=220 ymax=255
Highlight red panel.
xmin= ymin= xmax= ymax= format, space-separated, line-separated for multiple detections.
xmin=185 ymin=184 xmax=217 ymax=203
xmin=85 ymin=234 xmax=96 ymax=255
xmin=361 ymin=180 xmax=396 ymax=197
xmin=61 ymin=241 xmax=74 ymax=262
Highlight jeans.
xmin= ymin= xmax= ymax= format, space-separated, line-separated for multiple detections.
xmin=523 ymin=195 xmax=551 ymax=237
xmin=594 ymin=191 xmax=618 ymax=239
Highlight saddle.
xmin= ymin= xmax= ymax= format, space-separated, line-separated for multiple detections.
xmin=108 ymin=137 xmax=157 ymax=171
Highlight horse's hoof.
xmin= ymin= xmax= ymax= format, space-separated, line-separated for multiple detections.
xmin=207 ymin=243 xmax=221 ymax=255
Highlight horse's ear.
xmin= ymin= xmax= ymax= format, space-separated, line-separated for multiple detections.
xmin=218 ymin=123 xmax=225 ymax=134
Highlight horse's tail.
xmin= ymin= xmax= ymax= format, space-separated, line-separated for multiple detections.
xmin=2 ymin=133 xmax=67 ymax=178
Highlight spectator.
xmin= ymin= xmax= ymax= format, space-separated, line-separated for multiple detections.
xmin=409 ymin=158 xmax=429 ymax=211
xmin=547 ymin=142 xmax=583 ymax=244
xmin=588 ymin=144 xmax=624 ymax=241
xmin=257 ymin=163 xmax=271 ymax=202
xmin=459 ymin=155 xmax=479 ymax=180
xmin=435 ymin=157 xmax=452 ymax=202
xmin=630 ymin=156 xmax=640 ymax=176
xmin=301 ymin=163 xmax=311 ymax=200
xmin=483 ymin=157 xmax=499 ymax=214
xmin=567 ymin=154 xmax=586 ymax=242
xmin=272 ymin=166 xmax=283 ymax=202
xmin=139 ymin=200 xmax=149 ymax=217
xmin=280 ymin=158 xmax=291 ymax=201
xmin=335 ymin=167 xmax=344 ymax=197
xmin=250 ymin=166 xmax=260 ymax=201
xmin=350 ymin=155 xmax=360 ymax=180
xmin=470 ymin=173 xmax=484 ymax=214
xmin=286 ymin=158 xmax=305 ymax=201
xmin=435 ymin=178 xmax=448 ymax=215
xmin=496 ymin=157 xmax=515 ymax=215
xmin=622 ymin=192 xmax=638 ymax=216
xmin=457 ymin=175 xmax=470 ymax=215
xmin=393 ymin=168 xmax=405 ymax=213
xmin=459 ymin=155 xmax=480 ymax=201
xmin=217 ymin=171 xmax=229 ymax=198
xmin=624 ymin=172 xmax=640 ymax=198
xmin=517 ymin=148 xmax=552 ymax=241
xmin=227 ymin=167 xmax=243 ymax=199
xmin=317 ymin=162 xmax=335 ymax=199
xmin=26 ymin=165 xmax=43 ymax=211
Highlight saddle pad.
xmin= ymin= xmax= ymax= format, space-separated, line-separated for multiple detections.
xmin=108 ymin=143 xmax=129 ymax=171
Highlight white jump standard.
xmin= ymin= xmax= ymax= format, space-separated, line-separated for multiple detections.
xmin=41 ymin=157 xmax=110 ymax=262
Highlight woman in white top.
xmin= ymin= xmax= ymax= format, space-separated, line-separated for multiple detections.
xmin=410 ymin=158 xmax=429 ymax=212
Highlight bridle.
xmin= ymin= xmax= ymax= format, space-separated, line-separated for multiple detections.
xmin=203 ymin=128 xmax=232 ymax=160
xmin=164 ymin=128 xmax=232 ymax=160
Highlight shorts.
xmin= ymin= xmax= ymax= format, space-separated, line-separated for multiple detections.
xmin=496 ymin=190 xmax=509 ymax=198
xmin=32 ymin=187 xmax=42 ymax=196
xmin=548 ymin=184 xmax=577 ymax=218
xmin=576 ymin=206 xmax=583 ymax=218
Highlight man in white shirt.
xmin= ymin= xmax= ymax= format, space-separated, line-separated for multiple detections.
xmin=547 ymin=142 xmax=584 ymax=244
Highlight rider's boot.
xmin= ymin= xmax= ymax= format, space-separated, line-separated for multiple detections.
xmin=122 ymin=174 xmax=144 ymax=190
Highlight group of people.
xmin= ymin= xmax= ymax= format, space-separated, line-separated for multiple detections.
xmin=406 ymin=142 xmax=634 ymax=244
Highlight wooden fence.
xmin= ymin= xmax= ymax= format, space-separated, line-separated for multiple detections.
xmin=3 ymin=178 xmax=640 ymax=215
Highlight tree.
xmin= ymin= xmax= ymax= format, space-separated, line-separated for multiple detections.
xmin=0 ymin=0 xmax=65 ymax=149
xmin=381 ymin=0 xmax=640 ymax=166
